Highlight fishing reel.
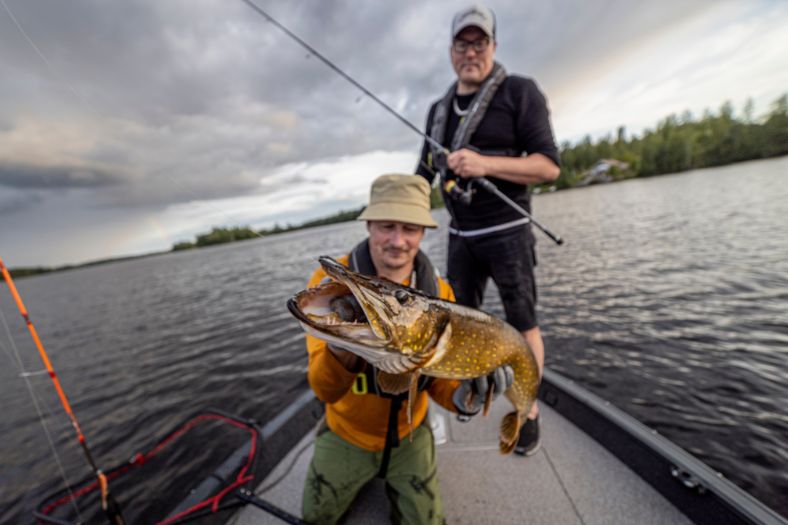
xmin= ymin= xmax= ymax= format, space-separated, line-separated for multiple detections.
xmin=434 ymin=147 xmax=477 ymax=206
xmin=443 ymin=178 xmax=474 ymax=205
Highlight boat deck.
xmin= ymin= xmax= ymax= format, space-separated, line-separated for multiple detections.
xmin=231 ymin=397 xmax=692 ymax=524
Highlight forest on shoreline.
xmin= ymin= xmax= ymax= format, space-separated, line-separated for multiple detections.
xmin=551 ymin=94 xmax=787 ymax=188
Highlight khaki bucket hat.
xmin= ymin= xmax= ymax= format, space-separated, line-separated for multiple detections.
xmin=357 ymin=174 xmax=438 ymax=228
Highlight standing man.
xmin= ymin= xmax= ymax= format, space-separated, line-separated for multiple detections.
xmin=302 ymin=174 xmax=511 ymax=524
xmin=416 ymin=4 xmax=561 ymax=456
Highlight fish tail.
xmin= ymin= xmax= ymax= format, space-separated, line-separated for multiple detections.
xmin=499 ymin=411 xmax=522 ymax=454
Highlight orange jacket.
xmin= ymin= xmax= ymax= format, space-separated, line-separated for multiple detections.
xmin=305 ymin=254 xmax=461 ymax=451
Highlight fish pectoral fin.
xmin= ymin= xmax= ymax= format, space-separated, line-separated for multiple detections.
xmin=376 ymin=370 xmax=411 ymax=395
xmin=363 ymin=349 xmax=422 ymax=375
xmin=418 ymin=321 xmax=452 ymax=368
xmin=408 ymin=370 xmax=420 ymax=410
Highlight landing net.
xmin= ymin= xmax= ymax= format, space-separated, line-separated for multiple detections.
xmin=34 ymin=409 xmax=262 ymax=525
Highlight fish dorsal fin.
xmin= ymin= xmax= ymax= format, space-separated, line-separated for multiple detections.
xmin=376 ymin=370 xmax=411 ymax=395
xmin=419 ymin=321 xmax=452 ymax=369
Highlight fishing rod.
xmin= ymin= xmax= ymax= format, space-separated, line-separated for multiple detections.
xmin=239 ymin=0 xmax=564 ymax=246
xmin=0 ymin=257 xmax=126 ymax=525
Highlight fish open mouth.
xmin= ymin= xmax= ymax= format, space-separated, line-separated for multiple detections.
xmin=287 ymin=256 xmax=399 ymax=342
xmin=286 ymin=257 xmax=445 ymax=374
xmin=287 ymin=279 xmax=390 ymax=348
xmin=288 ymin=281 xmax=364 ymax=325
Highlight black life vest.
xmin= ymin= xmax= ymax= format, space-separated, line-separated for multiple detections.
xmin=428 ymin=61 xmax=509 ymax=177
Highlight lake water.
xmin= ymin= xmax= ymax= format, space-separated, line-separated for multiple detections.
xmin=1 ymin=157 xmax=787 ymax=523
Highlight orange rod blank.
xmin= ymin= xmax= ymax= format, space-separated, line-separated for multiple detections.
xmin=0 ymin=257 xmax=91 ymax=449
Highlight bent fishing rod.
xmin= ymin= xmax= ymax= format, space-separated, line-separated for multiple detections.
xmin=239 ymin=0 xmax=563 ymax=246
xmin=0 ymin=257 xmax=126 ymax=525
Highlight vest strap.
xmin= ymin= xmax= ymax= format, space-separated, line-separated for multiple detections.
xmin=377 ymin=397 xmax=402 ymax=478
xmin=429 ymin=62 xmax=509 ymax=173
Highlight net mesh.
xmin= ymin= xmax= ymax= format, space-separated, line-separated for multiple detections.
xmin=34 ymin=410 xmax=262 ymax=525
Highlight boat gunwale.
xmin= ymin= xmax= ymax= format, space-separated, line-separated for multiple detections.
xmin=540 ymin=369 xmax=787 ymax=525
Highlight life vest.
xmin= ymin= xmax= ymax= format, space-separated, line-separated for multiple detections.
xmin=428 ymin=62 xmax=531 ymax=236
xmin=428 ymin=61 xmax=509 ymax=177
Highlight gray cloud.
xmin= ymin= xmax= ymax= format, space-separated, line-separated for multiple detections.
xmin=0 ymin=162 xmax=122 ymax=189
xmin=0 ymin=189 xmax=41 ymax=214
xmin=0 ymin=0 xmax=715 ymax=165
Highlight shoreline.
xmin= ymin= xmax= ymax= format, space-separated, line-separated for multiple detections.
xmin=9 ymin=155 xmax=786 ymax=279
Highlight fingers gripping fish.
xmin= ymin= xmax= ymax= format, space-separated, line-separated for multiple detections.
xmin=287 ymin=256 xmax=540 ymax=454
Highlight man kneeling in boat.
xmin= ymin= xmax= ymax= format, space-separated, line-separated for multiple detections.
xmin=302 ymin=174 xmax=510 ymax=524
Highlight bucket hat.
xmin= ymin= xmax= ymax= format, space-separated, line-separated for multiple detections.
xmin=357 ymin=174 xmax=438 ymax=228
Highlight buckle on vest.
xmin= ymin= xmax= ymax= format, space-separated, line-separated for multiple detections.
xmin=351 ymin=372 xmax=368 ymax=395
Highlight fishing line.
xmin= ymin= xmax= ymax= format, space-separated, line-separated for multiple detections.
xmin=0 ymin=336 xmax=70 ymax=435
xmin=0 ymin=305 xmax=85 ymax=523
xmin=238 ymin=0 xmax=564 ymax=245
xmin=1 ymin=0 xmax=88 ymax=107
xmin=0 ymin=316 xmax=76 ymax=456
xmin=238 ymin=0 xmax=446 ymax=154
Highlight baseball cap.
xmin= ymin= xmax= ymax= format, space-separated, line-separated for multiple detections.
xmin=451 ymin=4 xmax=496 ymax=41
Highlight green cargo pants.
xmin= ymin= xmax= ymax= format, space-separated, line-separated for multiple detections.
xmin=301 ymin=424 xmax=444 ymax=525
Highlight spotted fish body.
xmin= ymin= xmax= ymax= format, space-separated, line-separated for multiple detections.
xmin=287 ymin=256 xmax=540 ymax=453
xmin=420 ymin=305 xmax=539 ymax=425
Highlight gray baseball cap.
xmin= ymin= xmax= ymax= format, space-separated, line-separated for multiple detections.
xmin=451 ymin=4 xmax=496 ymax=40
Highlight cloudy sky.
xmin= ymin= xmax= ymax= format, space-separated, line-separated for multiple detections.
xmin=1 ymin=0 xmax=786 ymax=267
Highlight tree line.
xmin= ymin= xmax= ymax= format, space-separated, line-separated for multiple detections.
xmin=171 ymin=207 xmax=366 ymax=251
xmin=553 ymin=94 xmax=787 ymax=189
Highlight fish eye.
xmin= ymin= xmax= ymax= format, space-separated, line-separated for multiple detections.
xmin=394 ymin=289 xmax=410 ymax=305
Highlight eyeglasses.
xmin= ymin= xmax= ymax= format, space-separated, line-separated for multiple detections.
xmin=452 ymin=37 xmax=490 ymax=54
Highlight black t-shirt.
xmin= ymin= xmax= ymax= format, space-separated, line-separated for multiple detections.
xmin=416 ymin=75 xmax=560 ymax=232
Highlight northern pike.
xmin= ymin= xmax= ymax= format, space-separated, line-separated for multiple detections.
xmin=288 ymin=256 xmax=541 ymax=453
